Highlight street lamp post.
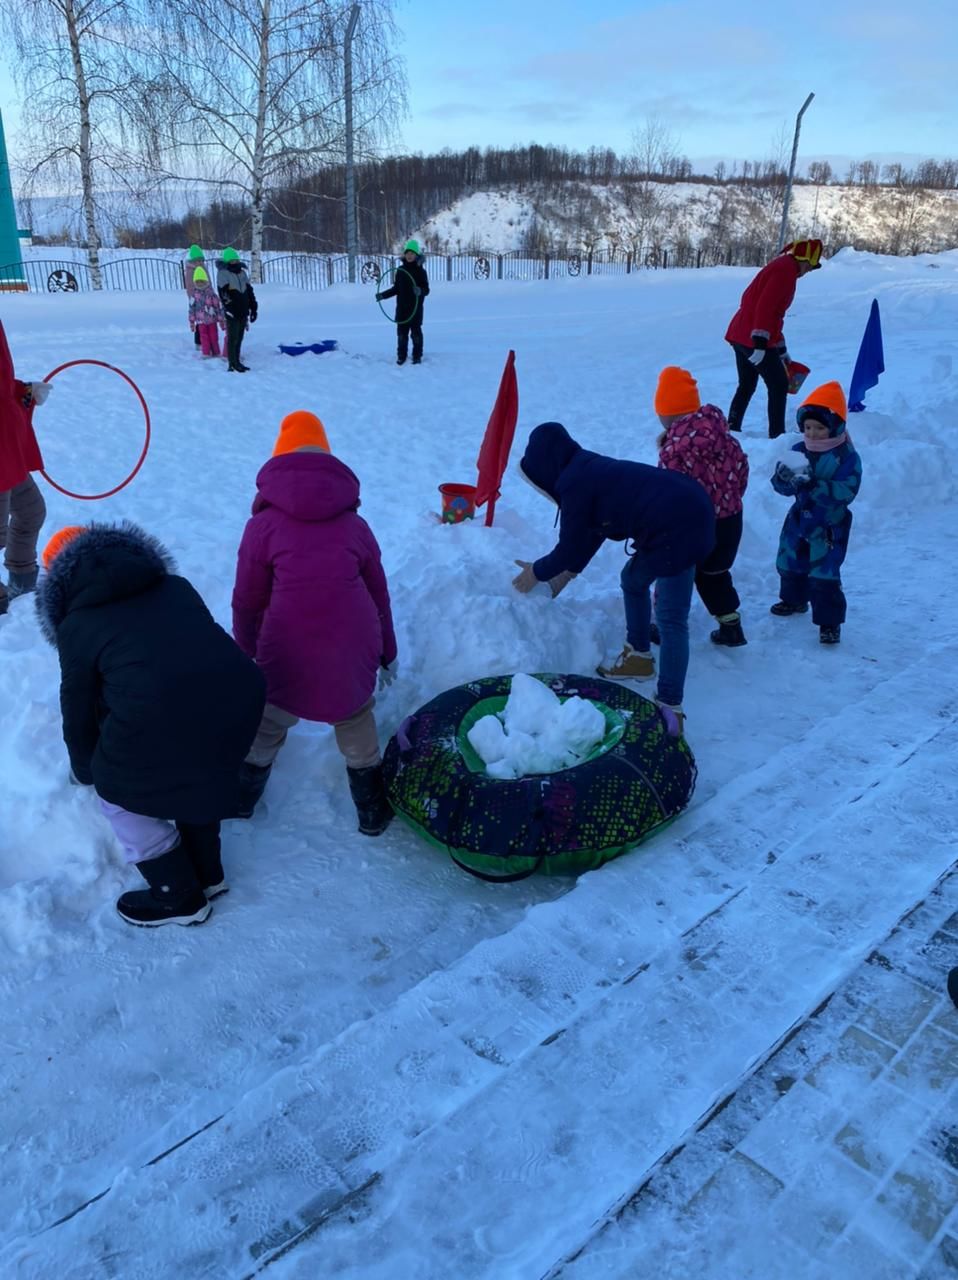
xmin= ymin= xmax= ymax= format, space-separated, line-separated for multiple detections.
xmin=344 ymin=3 xmax=361 ymax=283
xmin=777 ymin=92 xmax=815 ymax=253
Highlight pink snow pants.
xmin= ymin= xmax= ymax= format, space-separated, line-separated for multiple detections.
xmin=99 ymin=798 xmax=179 ymax=864
xmin=197 ymin=323 xmax=221 ymax=357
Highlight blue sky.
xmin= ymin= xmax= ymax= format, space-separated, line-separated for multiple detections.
xmin=2 ymin=0 xmax=956 ymax=170
xmin=393 ymin=0 xmax=958 ymax=168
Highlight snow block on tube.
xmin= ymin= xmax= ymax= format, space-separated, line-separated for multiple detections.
xmin=383 ymin=672 xmax=696 ymax=881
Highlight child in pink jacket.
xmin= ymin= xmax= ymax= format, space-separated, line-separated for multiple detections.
xmin=654 ymin=366 xmax=749 ymax=646
xmin=231 ymin=410 xmax=398 ymax=835
xmin=188 ymin=267 xmax=226 ymax=357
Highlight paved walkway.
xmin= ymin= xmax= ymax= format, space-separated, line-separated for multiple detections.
xmin=563 ymin=869 xmax=958 ymax=1280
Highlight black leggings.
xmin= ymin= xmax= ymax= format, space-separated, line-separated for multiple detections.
xmin=696 ymin=511 xmax=742 ymax=617
xmin=728 ymin=343 xmax=788 ymax=438
xmin=226 ymin=315 xmax=246 ymax=368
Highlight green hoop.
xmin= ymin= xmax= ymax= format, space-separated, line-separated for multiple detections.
xmin=375 ymin=265 xmax=420 ymax=326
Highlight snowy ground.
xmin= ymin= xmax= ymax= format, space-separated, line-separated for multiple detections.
xmin=1 ymin=248 xmax=957 ymax=1278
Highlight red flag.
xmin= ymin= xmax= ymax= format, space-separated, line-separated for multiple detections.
xmin=474 ymin=350 xmax=518 ymax=527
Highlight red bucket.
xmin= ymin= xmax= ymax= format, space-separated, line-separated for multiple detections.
xmin=786 ymin=360 xmax=810 ymax=395
xmin=439 ymin=483 xmax=477 ymax=523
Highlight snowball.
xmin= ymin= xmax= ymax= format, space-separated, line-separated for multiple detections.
xmin=466 ymin=676 xmax=608 ymax=779
xmin=501 ymin=672 xmax=562 ymax=736
xmin=773 ymin=445 xmax=810 ymax=476
xmin=554 ymin=695 xmax=606 ymax=755
xmin=466 ymin=714 xmax=508 ymax=764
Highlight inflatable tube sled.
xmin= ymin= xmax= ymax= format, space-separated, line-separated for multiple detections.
xmin=383 ymin=673 xmax=696 ymax=881
xmin=278 ymin=340 xmax=338 ymax=356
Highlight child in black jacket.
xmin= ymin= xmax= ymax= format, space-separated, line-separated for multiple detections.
xmin=377 ymin=239 xmax=430 ymax=365
xmin=37 ymin=522 xmax=265 ymax=927
xmin=216 ymin=248 xmax=258 ymax=372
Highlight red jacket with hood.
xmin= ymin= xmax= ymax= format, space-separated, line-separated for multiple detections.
xmin=0 ymin=319 xmax=43 ymax=492
xmin=725 ymin=254 xmax=800 ymax=351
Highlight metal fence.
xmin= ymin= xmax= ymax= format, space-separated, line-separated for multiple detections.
xmin=0 ymin=245 xmax=757 ymax=295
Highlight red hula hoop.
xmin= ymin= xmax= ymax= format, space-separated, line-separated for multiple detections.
xmin=38 ymin=359 xmax=152 ymax=501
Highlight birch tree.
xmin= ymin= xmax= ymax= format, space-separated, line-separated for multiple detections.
xmin=139 ymin=0 xmax=405 ymax=281
xmin=0 ymin=0 xmax=141 ymax=287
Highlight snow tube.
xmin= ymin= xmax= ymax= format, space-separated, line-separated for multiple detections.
xmin=383 ymin=673 xmax=696 ymax=881
xmin=278 ymin=340 xmax=338 ymax=356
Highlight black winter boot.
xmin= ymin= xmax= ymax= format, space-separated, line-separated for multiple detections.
xmin=346 ymin=764 xmax=393 ymax=836
xmin=117 ymin=842 xmax=211 ymax=927
xmin=235 ymin=761 xmax=272 ymax=818
xmin=948 ymin=968 xmax=958 ymax=1010
xmin=770 ymin=600 xmax=808 ymax=616
xmin=820 ymin=625 xmax=841 ymax=645
xmin=8 ymin=568 xmax=38 ymax=599
xmin=710 ymin=614 xmax=747 ymax=647
xmin=177 ymin=821 xmax=226 ymax=898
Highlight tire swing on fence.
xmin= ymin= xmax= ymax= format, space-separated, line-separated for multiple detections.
xmin=383 ymin=672 xmax=697 ymax=881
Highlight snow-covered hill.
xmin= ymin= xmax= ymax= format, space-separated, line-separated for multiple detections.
xmin=14 ymin=179 xmax=958 ymax=259
xmin=411 ymin=182 xmax=958 ymax=258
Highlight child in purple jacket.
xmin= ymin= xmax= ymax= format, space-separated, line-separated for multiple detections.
xmin=231 ymin=410 xmax=398 ymax=834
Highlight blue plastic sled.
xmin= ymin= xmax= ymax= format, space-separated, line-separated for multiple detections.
xmin=278 ymin=340 xmax=338 ymax=356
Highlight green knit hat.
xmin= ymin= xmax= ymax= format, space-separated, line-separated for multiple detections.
xmin=403 ymin=239 xmax=421 ymax=255
xmin=187 ymin=244 xmax=204 ymax=260
xmin=222 ymin=247 xmax=239 ymax=262
xmin=192 ymin=267 xmax=209 ymax=284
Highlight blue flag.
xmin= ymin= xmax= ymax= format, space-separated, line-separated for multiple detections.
xmin=849 ymin=299 xmax=884 ymax=412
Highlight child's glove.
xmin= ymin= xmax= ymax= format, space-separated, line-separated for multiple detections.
xmin=375 ymin=292 xmax=384 ymax=301
xmin=29 ymin=381 xmax=51 ymax=406
xmin=249 ymin=307 xmax=258 ymax=324
xmin=378 ymin=659 xmax=398 ymax=690
xmin=773 ymin=460 xmax=809 ymax=490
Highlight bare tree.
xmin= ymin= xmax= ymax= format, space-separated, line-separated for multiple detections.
xmin=138 ymin=0 xmax=405 ymax=280
xmin=0 ymin=0 xmax=142 ymax=286
xmin=808 ymin=160 xmax=832 ymax=186
xmin=626 ymin=116 xmax=680 ymax=255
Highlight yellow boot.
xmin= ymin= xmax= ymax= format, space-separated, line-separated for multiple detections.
xmin=597 ymin=643 xmax=655 ymax=681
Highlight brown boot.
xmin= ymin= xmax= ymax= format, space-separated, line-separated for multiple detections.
xmin=597 ymin=643 xmax=655 ymax=681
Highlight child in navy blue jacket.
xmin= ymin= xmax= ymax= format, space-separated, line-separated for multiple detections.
xmin=513 ymin=422 xmax=714 ymax=733
xmin=770 ymin=381 xmax=862 ymax=644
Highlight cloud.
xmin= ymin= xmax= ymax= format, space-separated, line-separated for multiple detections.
xmin=419 ymin=101 xmax=487 ymax=120
xmin=507 ymin=100 xmax=586 ymax=125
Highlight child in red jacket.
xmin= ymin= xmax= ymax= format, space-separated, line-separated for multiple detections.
xmin=0 ymin=318 xmax=52 ymax=616
xmin=725 ymin=239 xmax=822 ymax=438
xmin=655 ymin=367 xmax=750 ymax=645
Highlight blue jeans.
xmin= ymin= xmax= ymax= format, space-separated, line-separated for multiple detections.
xmin=621 ymin=554 xmax=695 ymax=707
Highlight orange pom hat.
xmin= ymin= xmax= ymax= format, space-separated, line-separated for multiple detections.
xmin=43 ymin=525 xmax=86 ymax=569
xmin=798 ymin=380 xmax=848 ymax=436
xmin=271 ymin=410 xmax=330 ymax=457
xmin=654 ymin=366 xmax=701 ymax=417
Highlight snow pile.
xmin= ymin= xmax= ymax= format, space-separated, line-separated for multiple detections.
xmin=466 ymin=673 xmax=606 ymax=780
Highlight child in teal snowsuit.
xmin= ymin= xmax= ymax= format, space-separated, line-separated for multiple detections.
xmin=769 ymin=380 xmax=862 ymax=644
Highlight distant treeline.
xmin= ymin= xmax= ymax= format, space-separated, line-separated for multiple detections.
xmin=94 ymin=144 xmax=958 ymax=255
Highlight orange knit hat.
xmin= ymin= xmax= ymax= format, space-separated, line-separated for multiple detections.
xmin=654 ymin=366 xmax=701 ymax=417
xmin=800 ymin=381 xmax=847 ymax=421
xmin=272 ymin=410 xmax=330 ymax=457
xmin=43 ymin=525 xmax=86 ymax=569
